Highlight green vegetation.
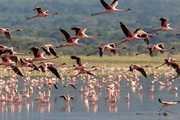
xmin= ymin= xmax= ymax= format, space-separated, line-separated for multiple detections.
xmin=0 ymin=0 xmax=180 ymax=55
xmin=22 ymin=54 xmax=179 ymax=68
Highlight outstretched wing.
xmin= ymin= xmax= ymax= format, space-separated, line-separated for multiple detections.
xmin=71 ymin=56 xmax=82 ymax=65
xmin=100 ymin=0 xmax=111 ymax=9
xmin=11 ymin=65 xmax=23 ymax=77
xmin=120 ymin=22 xmax=133 ymax=37
xmin=47 ymin=66 xmax=61 ymax=79
xmin=49 ymin=47 xmax=58 ymax=57
xmin=33 ymin=6 xmax=43 ymax=14
xmin=109 ymin=43 xmax=116 ymax=55
xmin=59 ymin=28 xmax=72 ymax=41
xmin=71 ymin=27 xmax=81 ymax=35
xmin=42 ymin=47 xmax=51 ymax=56
xmin=59 ymin=95 xmax=66 ymax=100
xmin=4 ymin=32 xmax=10 ymax=40
xmin=136 ymin=67 xmax=147 ymax=78
xmin=9 ymin=55 xmax=19 ymax=64
xmin=29 ymin=47 xmax=40 ymax=57
xmin=159 ymin=17 xmax=168 ymax=27
xmin=111 ymin=0 xmax=118 ymax=8
xmin=99 ymin=47 xmax=103 ymax=57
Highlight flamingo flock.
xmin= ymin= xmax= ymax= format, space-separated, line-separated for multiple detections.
xmin=0 ymin=0 xmax=180 ymax=115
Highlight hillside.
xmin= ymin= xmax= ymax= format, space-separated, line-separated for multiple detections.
xmin=0 ymin=0 xmax=180 ymax=55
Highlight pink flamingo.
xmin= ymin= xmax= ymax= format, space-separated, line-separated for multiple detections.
xmin=71 ymin=27 xmax=100 ymax=39
xmin=150 ymin=17 xmax=180 ymax=33
xmin=119 ymin=22 xmax=150 ymax=44
xmin=91 ymin=0 xmax=131 ymax=16
xmin=0 ymin=28 xmax=20 ymax=40
xmin=27 ymin=6 xmax=58 ymax=20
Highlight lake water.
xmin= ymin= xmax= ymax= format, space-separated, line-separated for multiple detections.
xmin=1 ymin=75 xmax=180 ymax=120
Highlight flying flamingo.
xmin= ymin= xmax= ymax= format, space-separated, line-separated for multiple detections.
xmin=70 ymin=56 xmax=97 ymax=77
xmin=39 ymin=62 xmax=61 ymax=89
xmin=59 ymin=93 xmax=74 ymax=104
xmin=0 ymin=28 xmax=20 ymax=40
xmin=133 ymin=28 xmax=158 ymax=44
xmin=71 ymin=27 xmax=100 ymax=39
xmin=156 ymin=58 xmax=180 ymax=81
xmin=70 ymin=56 xmax=87 ymax=70
xmin=27 ymin=6 xmax=58 ymax=20
xmin=41 ymin=44 xmax=58 ymax=57
xmin=135 ymin=43 xmax=175 ymax=56
xmin=64 ymin=83 xmax=77 ymax=90
xmin=158 ymin=98 xmax=180 ymax=112
xmin=127 ymin=64 xmax=148 ymax=78
xmin=91 ymin=0 xmax=131 ymax=16
xmin=0 ymin=44 xmax=19 ymax=51
xmin=149 ymin=17 xmax=180 ymax=32
xmin=56 ymin=28 xmax=89 ymax=48
xmin=29 ymin=46 xmax=58 ymax=61
xmin=119 ymin=22 xmax=150 ymax=44
xmin=86 ymin=43 xmax=126 ymax=57
xmin=0 ymin=56 xmax=23 ymax=77
xmin=156 ymin=57 xmax=177 ymax=69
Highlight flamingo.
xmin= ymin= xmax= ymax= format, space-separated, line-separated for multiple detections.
xmin=27 ymin=6 xmax=58 ymax=20
xmin=70 ymin=56 xmax=97 ymax=77
xmin=133 ymin=28 xmax=158 ymax=44
xmin=119 ymin=22 xmax=150 ymax=44
xmin=39 ymin=62 xmax=61 ymax=89
xmin=135 ymin=43 xmax=175 ymax=56
xmin=29 ymin=46 xmax=58 ymax=61
xmin=86 ymin=43 xmax=126 ymax=57
xmin=127 ymin=64 xmax=148 ymax=78
xmin=149 ymin=17 xmax=180 ymax=32
xmin=70 ymin=56 xmax=87 ymax=70
xmin=59 ymin=93 xmax=73 ymax=104
xmin=71 ymin=27 xmax=100 ymax=39
xmin=56 ymin=28 xmax=89 ymax=48
xmin=156 ymin=57 xmax=177 ymax=69
xmin=0 ymin=28 xmax=20 ymax=40
xmin=0 ymin=56 xmax=23 ymax=77
xmin=91 ymin=0 xmax=131 ymax=16
xmin=0 ymin=44 xmax=19 ymax=51
xmin=41 ymin=44 xmax=58 ymax=57
xmin=64 ymin=83 xmax=77 ymax=90
xmin=158 ymin=98 xmax=180 ymax=112
xmin=156 ymin=58 xmax=180 ymax=81
xmin=10 ymin=65 xmax=24 ymax=77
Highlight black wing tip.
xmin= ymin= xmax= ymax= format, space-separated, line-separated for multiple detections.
xmin=54 ymin=84 xmax=58 ymax=89
xmin=158 ymin=98 xmax=162 ymax=103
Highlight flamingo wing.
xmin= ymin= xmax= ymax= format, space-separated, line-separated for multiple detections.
xmin=59 ymin=95 xmax=67 ymax=100
xmin=136 ymin=67 xmax=147 ymax=78
xmin=47 ymin=66 xmax=61 ymax=79
xmin=11 ymin=65 xmax=23 ymax=77
xmin=42 ymin=47 xmax=51 ymax=56
xmin=159 ymin=17 xmax=168 ymax=27
xmin=4 ymin=32 xmax=10 ymax=40
xmin=70 ymin=56 xmax=82 ymax=65
xmin=9 ymin=55 xmax=19 ymax=64
xmin=49 ymin=47 xmax=58 ymax=57
xmin=33 ymin=6 xmax=43 ymax=14
xmin=59 ymin=28 xmax=72 ymax=42
xmin=29 ymin=47 xmax=40 ymax=58
xmin=71 ymin=27 xmax=82 ymax=35
xmin=111 ymin=0 xmax=118 ymax=8
xmin=120 ymin=22 xmax=133 ymax=37
xmin=100 ymin=0 xmax=111 ymax=9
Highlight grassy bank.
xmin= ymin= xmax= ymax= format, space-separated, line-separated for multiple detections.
xmin=44 ymin=54 xmax=179 ymax=68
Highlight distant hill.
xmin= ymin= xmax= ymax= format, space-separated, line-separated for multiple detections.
xmin=0 ymin=0 xmax=180 ymax=55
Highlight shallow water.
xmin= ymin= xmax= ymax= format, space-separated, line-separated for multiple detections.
xmin=1 ymin=76 xmax=180 ymax=120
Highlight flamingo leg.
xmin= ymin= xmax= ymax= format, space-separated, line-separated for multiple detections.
xmin=86 ymin=50 xmax=99 ymax=56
